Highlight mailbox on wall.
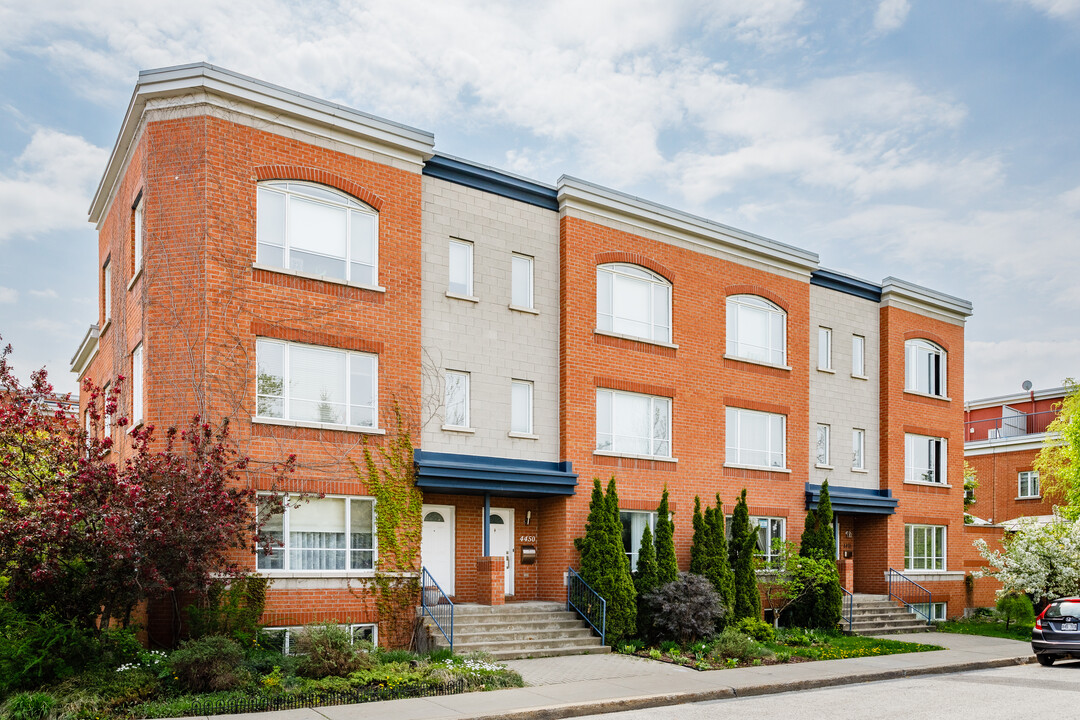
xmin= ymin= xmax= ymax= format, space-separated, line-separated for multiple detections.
xmin=521 ymin=545 xmax=537 ymax=565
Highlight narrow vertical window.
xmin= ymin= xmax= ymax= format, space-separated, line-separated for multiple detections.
xmin=818 ymin=328 xmax=832 ymax=370
xmin=133 ymin=195 xmax=144 ymax=272
xmin=132 ymin=344 xmax=144 ymax=426
xmin=510 ymin=380 xmax=533 ymax=434
xmin=445 ymin=371 xmax=470 ymax=428
xmin=448 ymin=239 xmax=474 ymax=296
xmin=103 ymin=258 xmax=112 ymax=323
xmin=852 ymin=335 xmax=865 ymax=376
xmin=816 ymin=424 xmax=830 ymax=465
xmin=1018 ymin=471 xmax=1040 ymax=498
xmin=103 ymin=382 xmax=112 ymax=439
xmin=511 ymin=254 xmax=534 ymax=309
xmin=852 ymin=428 xmax=865 ymax=469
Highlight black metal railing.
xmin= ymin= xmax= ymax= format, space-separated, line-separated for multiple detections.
xmin=840 ymin=585 xmax=853 ymax=633
xmin=965 ymin=409 xmax=1057 ymax=441
xmin=887 ymin=568 xmax=932 ymax=623
xmin=420 ymin=566 xmax=454 ymax=652
xmin=567 ymin=567 xmax=606 ymax=645
xmin=177 ymin=680 xmax=467 ymax=716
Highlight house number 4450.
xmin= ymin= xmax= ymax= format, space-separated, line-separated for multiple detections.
xmin=519 ymin=535 xmax=536 ymax=543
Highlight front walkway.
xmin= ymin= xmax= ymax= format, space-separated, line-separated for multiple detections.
xmin=193 ymin=633 xmax=1033 ymax=720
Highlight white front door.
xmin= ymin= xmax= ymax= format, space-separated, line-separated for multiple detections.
xmin=421 ymin=505 xmax=455 ymax=595
xmin=489 ymin=508 xmax=514 ymax=596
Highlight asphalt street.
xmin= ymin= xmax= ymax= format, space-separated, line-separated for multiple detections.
xmin=575 ymin=661 xmax=1080 ymax=720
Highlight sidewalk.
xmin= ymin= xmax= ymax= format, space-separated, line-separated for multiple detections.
xmin=197 ymin=633 xmax=1034 ymax=720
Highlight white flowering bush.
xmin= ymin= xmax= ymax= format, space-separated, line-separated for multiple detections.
xmin=975 ymin=515 xmax=1080 ymax=602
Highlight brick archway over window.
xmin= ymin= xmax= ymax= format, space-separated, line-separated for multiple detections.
xmin=594 ymin=251 xmax=674 ymax=284
xmin=253 ymin=165 xmax=384 ymax=211
xmin=724 ymin=284 xmax=789 ymax=312
xmin=903 ymin=329 xmax=950 ymax=354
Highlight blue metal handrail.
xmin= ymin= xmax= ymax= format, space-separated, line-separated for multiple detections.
xmin=840 ymin=585 xmax=853 ymax=633
xmin=420 ymin=567 xmax=454 ymax=652
xmin=567 ymin=567 xmax=606 ymax=645
xmin=887 ymin=568 xmax=932 ymax=624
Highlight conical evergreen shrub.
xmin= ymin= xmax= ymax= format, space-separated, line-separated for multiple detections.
xmin=655 ymin=487 xmax=678 ymax=585
xmin=706 ymin=495 xmax=736 ymax=619
xmin=634 ymin=522 xmax=659 ymax=638
xmin=603 ymin=477 xmax=638 ymax=643
xmin=729 ymin=489 xmax=761 ymax=621
xmin=689 ymin=496 xmax=706 ymax=575
xmin=790 ymin=480 xmax=843 ymax=629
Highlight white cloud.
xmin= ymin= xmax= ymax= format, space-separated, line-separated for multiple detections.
xmin=965 ymin=339 xmax=1080 ymax=399
xmin=703 ymin=0 xmax=807 ymax=45
xmin=29 ymin=289 xmax=58 ymax=299
xmin=0 ymin=129 xmax=108 ymax=242
xmin=874 ymin=0 xmax=911 ymax=33
xmin=1009 ymin=0 xmax=1080 ymax=19
xmin=0 ymin=286 xmax=17 ymax=303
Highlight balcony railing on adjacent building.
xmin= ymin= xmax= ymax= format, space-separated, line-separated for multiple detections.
xmin=965 ymin=409 xmax=1057 ymax=442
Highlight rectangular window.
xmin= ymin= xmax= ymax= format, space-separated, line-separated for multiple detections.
xmin=132 ymin=344 xmax=144 ymax=426
xmin=262 ymin=623 xmax=378 ymax=654
xmin=255 ymin=339 xmax=378 ymax=428
xmin=905 ymin=433 xmax=947 ymax=484
xmin=133 ymin=196 xmax=143 ymax=271
xmin=448 ymin=239 xmax=473 ymax=296
xmin=444 ymin=371 xmax=470 ymax=428
xmin=619 ymin=511 xmax=657 ymax=569
xmin=852 ymin=335 xmax=865 ymax=376
xmin=725 ymin=407 xmax=786 ymax=469
xmin=596 ymin=389 xmax=671 ymax=458
xmin=103 ymin=382 xmax=112 ymax=439
xmin=904 ymin=524 xmax=946 ymax=571
xmin=725 ymin=515 xmax=785 ymax=565
xmin=1018 ymin=471 xmax=1040 ymax=498
xmin=852 ymin=429 xmax=865 ymax=469
xmin=909 ymin=602 xmax=947 ymax=622
xmin=905 ymin=340 xmax=946 ymax=396
xmin=257 ymin=495 xmax=375 ymax=572
xmin=510 ymin=380 xmax=533 ymax=434
xmin=102 ymin=258 xmax=111 ymax=323
xmin=818 ymin=327 xmax=832 ymax=370
xmin=816 ymin=424 xmax=830 ymax=466
xmin=511 ymin=253 xmax=533 ymax=309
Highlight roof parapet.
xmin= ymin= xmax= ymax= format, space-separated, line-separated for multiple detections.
xmin=880 ymin=276 xmax=973 ymax=324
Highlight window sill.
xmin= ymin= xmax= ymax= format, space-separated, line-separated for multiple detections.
xmin=903 ymin=389 xmax=951 ymax=402
xmin=723 ymin=463 xmax=791 ymax=474
xmin=593 ymin=450 xmax=677 ymax=463
xmin=99 ymin=319 xmax=112 ymax=337
xmin=509 ymin=304 xmax=539 ymax=315
xmin=442 ymin=424 xmax=476 ymax=434
xmin=1016 ymin=496 xmax=1042 ymax=501
xmin=851 ymin=374 xmax=869 ymax=381
xmin=445 ymin=291 xmax=479 ymax=303
xmin=815 ymin=463 xmax=834 ymax=470
xmin=593 ymin=329 xmax=678 ymax=350
xmin=251 ymin=416 xmax=386 ymax=434
xmin=817 ymin=367 xmax=835 ymax=374
xmin=904 ymin=479 xmax=952 ymax=488
xmin=722 ymin=354 xmax=791 ymax=372
xmin=127 ymin=420 xmax=144 ymax=434
xmin=508 ymin=431 xmax=539 ymax=440
xmin=893 ymin=570 xmax=963 ymax=582
xmin=257 ymin=570 xmax=378 ymax=579
xmin=251 ymin=263 xmax=386 ymax=293
xmin=851 ymin=467 xmax=869 ymax=473
xmin=127 ymin=266 xmax=143 ymax=290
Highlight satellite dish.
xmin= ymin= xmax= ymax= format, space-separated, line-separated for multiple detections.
xmin=1022 ymin=380 xmax=1033 ymax=391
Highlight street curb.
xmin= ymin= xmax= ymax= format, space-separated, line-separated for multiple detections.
xmin=466 ymin=654 xmax=1035 ymax=720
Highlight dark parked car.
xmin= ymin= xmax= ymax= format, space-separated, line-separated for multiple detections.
xmin=1032 ymin=597 xmax=1080 ymax=666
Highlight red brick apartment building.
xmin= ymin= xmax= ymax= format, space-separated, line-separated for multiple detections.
xmin=964 ymin=386 xmax=1067 ymax=526
xmin=70 ymin=64 xmax=997 ymax=644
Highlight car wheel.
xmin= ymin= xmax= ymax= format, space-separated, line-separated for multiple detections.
xmin=1037 ymin=654 xmax=1056 ymax=667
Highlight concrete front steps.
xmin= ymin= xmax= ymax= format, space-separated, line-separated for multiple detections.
xmin=847 ymin=594 xmax=935 ymax=635
xmin=422 ymin=601 xmax=610 ymax=660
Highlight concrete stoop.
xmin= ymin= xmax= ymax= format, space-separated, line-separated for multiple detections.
xmin=847 ymin=593 xmax=935 ymax=635
xmin=421 ymin=601 xmax=610 ymax=660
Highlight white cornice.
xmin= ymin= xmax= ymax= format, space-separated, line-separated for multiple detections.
xmin=557 ymin=176 xmax=819 ymax=278
xmin=89 ymin=62 xmax=436 ymax=226
xmin=880 ymin=276 xmax=973 ymax=325
xmin=70 ymin=324 xmax=100 ymax=378
xmin=964 ymin=433 xmax=1060 ymax=455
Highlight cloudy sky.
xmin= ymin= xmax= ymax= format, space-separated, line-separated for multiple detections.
xmin=1 ymin=0 xmax=1078 ymax=400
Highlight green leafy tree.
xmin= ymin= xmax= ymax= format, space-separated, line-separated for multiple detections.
xmin=729 ymin=489 xmax=761 ymax=621
xmin=705 ymin=495 xmax=736 ymax=618
xmin=996 ymin=592 xmax=1035 ymax=630
xmin=633 ymin=522 xmax=659 ymax=637
xmin=790 ymin=480 xmax=843 ymax=629
xmin=758 ymin=542 xmax=838 ymax=628
xmin=1034 ymin=379 xmax=1080 ymax=519
xmin=655 ymin=486 xmax=678 ymax=585
xmin=964 ymin=461 xmax=979 ymax=524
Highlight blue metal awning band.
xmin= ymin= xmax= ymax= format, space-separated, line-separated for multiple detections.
xmin=414 ymin=450 xmax=578 ymax=498
xmin=805 ymin=483 xmax=897 ymax=515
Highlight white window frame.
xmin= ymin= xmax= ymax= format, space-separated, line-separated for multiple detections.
xmin=726 ymin=295 xmax=787 ymax=366
xmin=510 ymin=379 xmax=533 ymax=435
xmin=905 ymin=339 xmax=946 ymax=397
xmin=725 ymin=515 xmax=786 ymax=566
xmin=133 ymin=195 xmax=144 ymax=272
xmin=511 ymin=253 xmax=534 ymax=310
xmin=816 ymin=424 xmax=830 ymax=466
xmin=818 ymin=327 xmax=832 ymax=370
xmin=595 ymin=388 xmax=672 ymax=459
xmin=1018 ymin=471 xmax=1040 ymax=499
xmin=448 ymin=239 xmax=474 ymax=297
xmin=725 ymin=407 xmax=786 ymax=469
xmin=257 ymin=494 xmax=377 ymax=573
xmin=102 ymin=257 xmax=112 ymax=323
xmin=102 ymin=381 xmax=112 ymax=439
xmin=131 ymin=344 xmax=144 ymax=426
xmin=905 ymin=433 xmax=947 ymax=485
xmin=905 ymin=524 xmax=946 ymax=572
xmin=909 ymin=602 xmax=947 ymax=622
xmin=256 ymin=181 xmax=379 ymax=286
xmin=852 ymin=428 xmax=866 ymax=470
xmin=262 ymin=623 xmax=378 ymax=654
xmin=596 ymin=263 xmax=672 ymax=344
xmin=255 ymin=339 xmax=379 ymax=429
xmin=619 ymin=510 xmax=657 ymax=569
xmin=444 ymin=370 xmax=471 ymax=429
xmin=852 ymin=335 xmax=866 ymax=377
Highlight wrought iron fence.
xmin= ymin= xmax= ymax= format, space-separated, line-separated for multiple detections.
xmin=840 ymin=585 xmax=853 ymax=633
xmin=421 ymin=566 xmax=454 ymax=651
xmin=567 ymin=567 xmax=606 ymax=645
xmin=177 ymin=680 xmax=467 ymax=717
xmin=887 ymin=568 xmax=932 ymax=623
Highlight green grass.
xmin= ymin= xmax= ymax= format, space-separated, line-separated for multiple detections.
xmin=937 ymin=618 xmax=1033 ymax=641
xmin=764 ymin=633 xmax=942 ymax=661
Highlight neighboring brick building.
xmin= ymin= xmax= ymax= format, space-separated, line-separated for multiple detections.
xmin=72 ymin=63 xmax=994 ymax=643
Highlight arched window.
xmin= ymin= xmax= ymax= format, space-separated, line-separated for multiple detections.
xmin=905 ymin=339 xmax=946 ymax=396
xmin=257 ymin=181 xmax=378 ymax=285
xmin=726 ymin=295 xmax=786 ymax=366
xmin=596 ymin=263 xmax=671 ymax=343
